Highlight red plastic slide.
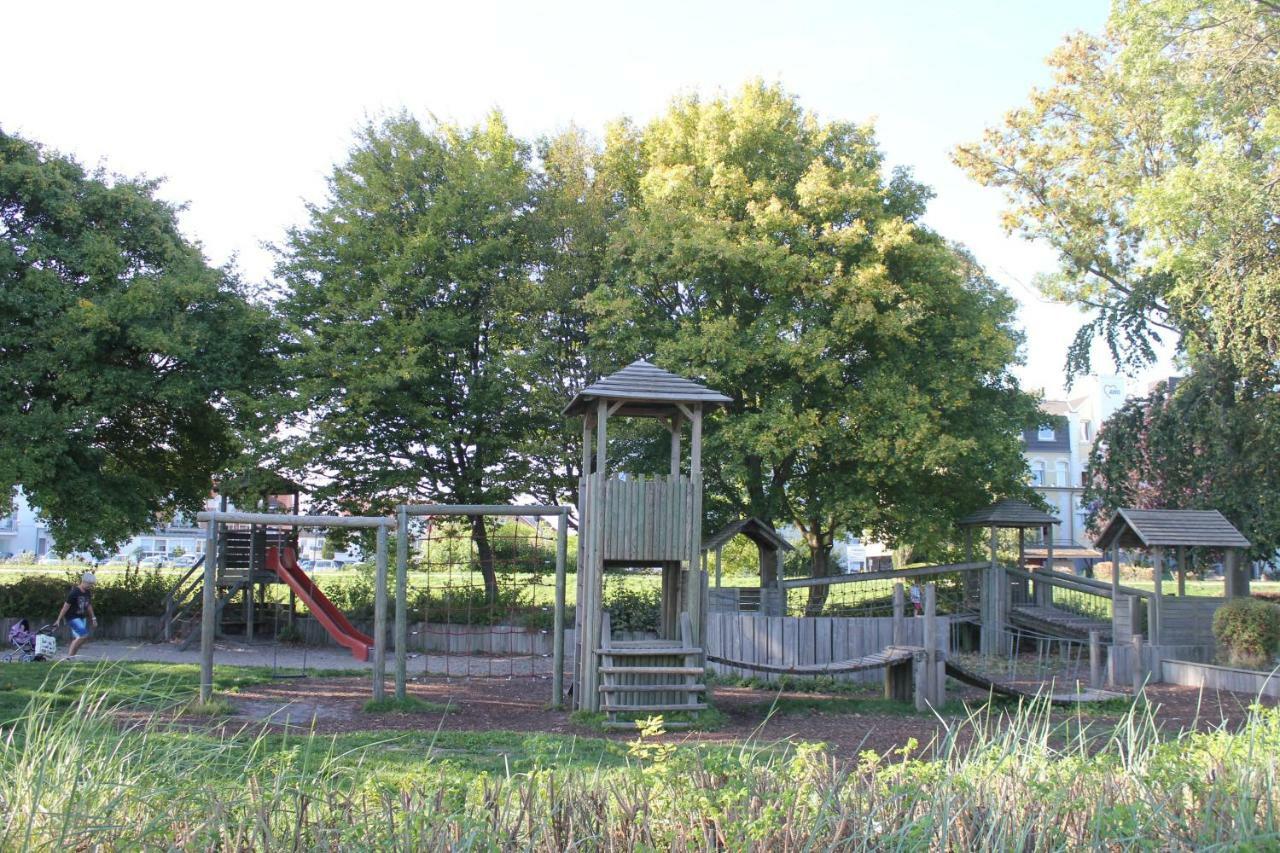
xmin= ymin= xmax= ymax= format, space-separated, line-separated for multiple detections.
xmin=265 ymin=545 xmax=373 ymax=662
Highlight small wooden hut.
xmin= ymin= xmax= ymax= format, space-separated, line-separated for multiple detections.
xmin=702 ymin=517 xmax=792 ymax=616
xmin=957 ymin=498 xmax=1060 ymax=655
xmin=1094 ymin=508 xmax=1250 ymax=646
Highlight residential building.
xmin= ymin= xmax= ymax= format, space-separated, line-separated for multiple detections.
xmin=1023 ymin=375 xmax=1126 ymax=554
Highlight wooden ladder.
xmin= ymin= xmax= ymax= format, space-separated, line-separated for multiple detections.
xmin=598 ymin=611 xmax=707 ymax=730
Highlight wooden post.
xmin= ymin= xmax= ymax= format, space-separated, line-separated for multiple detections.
xmin=1112 ymin=541 xmax=1121 ymax=599
xmin=1132 ymin=633 xmax=1145 ymax=693
xmin=395 ymin=507 xmax=408 ymax=701
xmin=669 ymin=414 xmax=682 ymax=477
xmin=923 ymin=582 xmax=941 ymax=707
xmin=1017 ymin=527 xmax=1026 ymax=605
xmin=552 ymin=511 xmax=567 ymax=709
xmin=892 ymin=583 xmax=905 ymax=646
xmin=982 ymin=525 xmax=1001 ymax=657
xmin=1225 ymin=548 xmax=1248 ymax=598
xmin=715 ymin=546 xmax=722 ymax=588
xmin=1042 ymin=523 xmax=1054 ymax=607
xmin=245 ymin=526 xmax=256 ymax=642
xmin=688 ymin=404 xmax=704 ymax=649
xmin=1176 ymin=545 xmax=1186 ymax=597
xmin=1089 ymin=630 xmax=1102 ymax=689
xmin=199 ymin=517 xmax=218 ymax=704
xmin=372 ymin=523 xmax=388 ymax=702
xmin=581 ymin=398 xmax=609 ymax=712
xmin=1150 ymin=546 xmax=1162 ymax=646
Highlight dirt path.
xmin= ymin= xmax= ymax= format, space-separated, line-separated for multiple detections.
xmin=223 ymin=675 xmax=1277 ymax=759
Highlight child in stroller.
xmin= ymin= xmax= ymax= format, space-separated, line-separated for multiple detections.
xmin=5 ymin=619 xmax=56 ymax=662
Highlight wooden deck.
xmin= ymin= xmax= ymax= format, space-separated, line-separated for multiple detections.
xmin=1010 ymin=604 xmax=1112 ymax=641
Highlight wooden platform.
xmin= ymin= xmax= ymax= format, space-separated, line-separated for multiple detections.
xmin=1010 ymin=605 xmax=1111 ymax=641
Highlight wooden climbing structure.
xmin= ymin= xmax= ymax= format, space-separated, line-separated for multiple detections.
xmin=566 ymin=359 xmax=732 ymax=718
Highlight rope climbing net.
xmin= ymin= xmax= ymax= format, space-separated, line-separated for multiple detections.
xmin=404 ymin=514 xmax=562 ymax=678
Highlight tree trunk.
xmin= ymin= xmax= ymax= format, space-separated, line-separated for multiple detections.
xmin=470 ymin=515 xmax=499 ymax=604
xmin=805 ymin=531 xmax=835 ymax=615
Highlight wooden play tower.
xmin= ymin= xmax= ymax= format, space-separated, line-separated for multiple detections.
xmin=567 ymin=360 xmax=731 ymax=724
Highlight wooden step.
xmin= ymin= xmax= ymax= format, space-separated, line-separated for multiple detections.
xmin=598 ymin=647 xmax=702 ymax=656
xmin=598 ymin=666 xmax=705 ymax=675
xmin=600 ymin=684 xmax=706 ymax=693
xmin=603 ymin=720 xmax=693 ymax=731
xmin=603 ymin=703 xmax=708 ymax=713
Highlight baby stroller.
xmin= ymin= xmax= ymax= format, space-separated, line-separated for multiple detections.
xmin=4 ymin=619 xmax=56 ymax=662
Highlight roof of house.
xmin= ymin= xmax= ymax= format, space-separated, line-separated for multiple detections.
xmin=1094 ymin=508 xmax=1250 ymax=550
xmin=1040 ymin=400 xmax=1072 ymax=416
xmin=563 ymin=359 xmax=732 ymax=417
xmin=701 ymin=517 xmax=794 ymax=554
xmin=958 ymin=498 xmax=1060 ymax=528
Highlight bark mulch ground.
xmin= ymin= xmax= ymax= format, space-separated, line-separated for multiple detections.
xmin=223 ymin=674 xmax=1277 ymax=759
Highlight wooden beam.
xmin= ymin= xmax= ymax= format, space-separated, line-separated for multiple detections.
xmin=199 ymin=519 xmax=218 ymax=704
xmin=1176 ymin=545 xmax=1186 ymax=597
xmin=394 ymin=506 xmax=408 ymax=701
xmin=1150 ymin=545 xmax=1163 ymax=646
xmin=669 ymin=414 xmax=682 ymax=477
xmin=372 ymin=523 xmax=388 ymax=701
xmin=552 ymin=512 xmax=567 ymax=709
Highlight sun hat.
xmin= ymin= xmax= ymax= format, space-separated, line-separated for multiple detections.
xmin=81 ymin=572 xmax=97 ymax=585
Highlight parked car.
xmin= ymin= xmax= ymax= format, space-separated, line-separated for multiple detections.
xmin=138 ymin=555 xmax=167 ymax=569
xmin=312 ymin=559 xmax=340 ymax=571
xmin=171 ymin=554 xmax=200 ymax=569
xmin=37 ymin=553 xmax=67 ymax=565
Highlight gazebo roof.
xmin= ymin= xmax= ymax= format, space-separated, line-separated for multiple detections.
xmin=701 ymin=517 xmax=794 ymax=554
xmin=957 ymin=498 xmax=1059 ymax=529
xmin=563 ymin=359 xmax=732 ymax=418
xmin=1094 ymin=508 xmax=1250 ymax=551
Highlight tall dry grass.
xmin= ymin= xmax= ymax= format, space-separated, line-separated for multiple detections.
xmin=3 ymin=667 xmax=1280 ymax=849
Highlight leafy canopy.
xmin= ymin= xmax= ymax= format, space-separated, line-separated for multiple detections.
xmin=955 ymin=0 xmax=1280 ymax=382
xmin=0 ymin=130 xmax=278 ymax=553
xmin=590 ymin=82 xmax=1039 ymax=581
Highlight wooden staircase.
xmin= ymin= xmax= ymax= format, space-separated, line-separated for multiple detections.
xmin=598 ymin=612 xmax=707 ymax=730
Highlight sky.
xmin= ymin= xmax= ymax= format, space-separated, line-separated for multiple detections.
xmin=5 ymin=0 xmax=1178 ymax=399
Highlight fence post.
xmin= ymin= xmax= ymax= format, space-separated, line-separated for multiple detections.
xmin=552 ymin=510 xmax=568 ymax=709
xmin=200 ymin=518 xmax=218 ymax=704
xmin=395 ymin=507 xmax=408 ymax=701
xmin=892 ymin=583 xmax=905 ymax=646
xmin=1131 ymin=633 xmax=1145 ymax=694
xmin=1089 ymin=630 xmax=1101 ymax=689
xmin=923 ymin=583 xmax=942 ymax=708
xmin=373 ymin=524 xmax=388 ymax=702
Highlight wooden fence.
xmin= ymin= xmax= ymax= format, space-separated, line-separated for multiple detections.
xmin=1 ymin=615 xmax=163 ymax=643
xmin=592 ymin=474 xmax=695 ymax=563
xmin=1162 ymin=658 xmax=1280 ymax=698
xmin=705 ymin=612 xmax=950 ymax=683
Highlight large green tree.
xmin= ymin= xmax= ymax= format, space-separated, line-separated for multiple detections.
xmin=955 ymin=0 xmax=1280 ymax=382
xmin=520 ymin=127 xmax=623 ymax=510
xmin=956 ymin=0 xmax=1280 ymax=550
xmin=588 ymin=83 xmax=1039 ymax=604
xmin=1084 ymin=361 xmax=1280 ymax=559
xmin=0 ymin=130 xmax=278 ymax=553
xmin=273 ymin=113 xmax=538 ymax=598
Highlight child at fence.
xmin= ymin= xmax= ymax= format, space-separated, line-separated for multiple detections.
xmin=910 ymin=582 xmax=922 ymax=615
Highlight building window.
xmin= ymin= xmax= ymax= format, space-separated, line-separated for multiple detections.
xmin=1030 ymin=459 xmax=1045 ymax=486
xmin=1055 ymin=461 xmax=1069 ymax=488
xmin=1037 ymin=425 xmax=1056 ymax=441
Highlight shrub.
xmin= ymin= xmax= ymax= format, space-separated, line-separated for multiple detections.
xmin=1213 ymin=598 xmax=1280 ymax=669
xmin=0 ymin=569 xmax=171 ymax=620
xmin=604 ymin=584 xmax=662 ymax=632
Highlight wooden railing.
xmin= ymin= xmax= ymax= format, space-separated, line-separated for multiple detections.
xmin=159 ymin=555 xmax=205 ymax=641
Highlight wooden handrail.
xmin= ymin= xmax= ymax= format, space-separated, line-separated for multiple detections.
xmin=1005 ymin=566 xmax=1153 ymax=601
xmin=782 ymin=561 xmax=987 ymax=590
